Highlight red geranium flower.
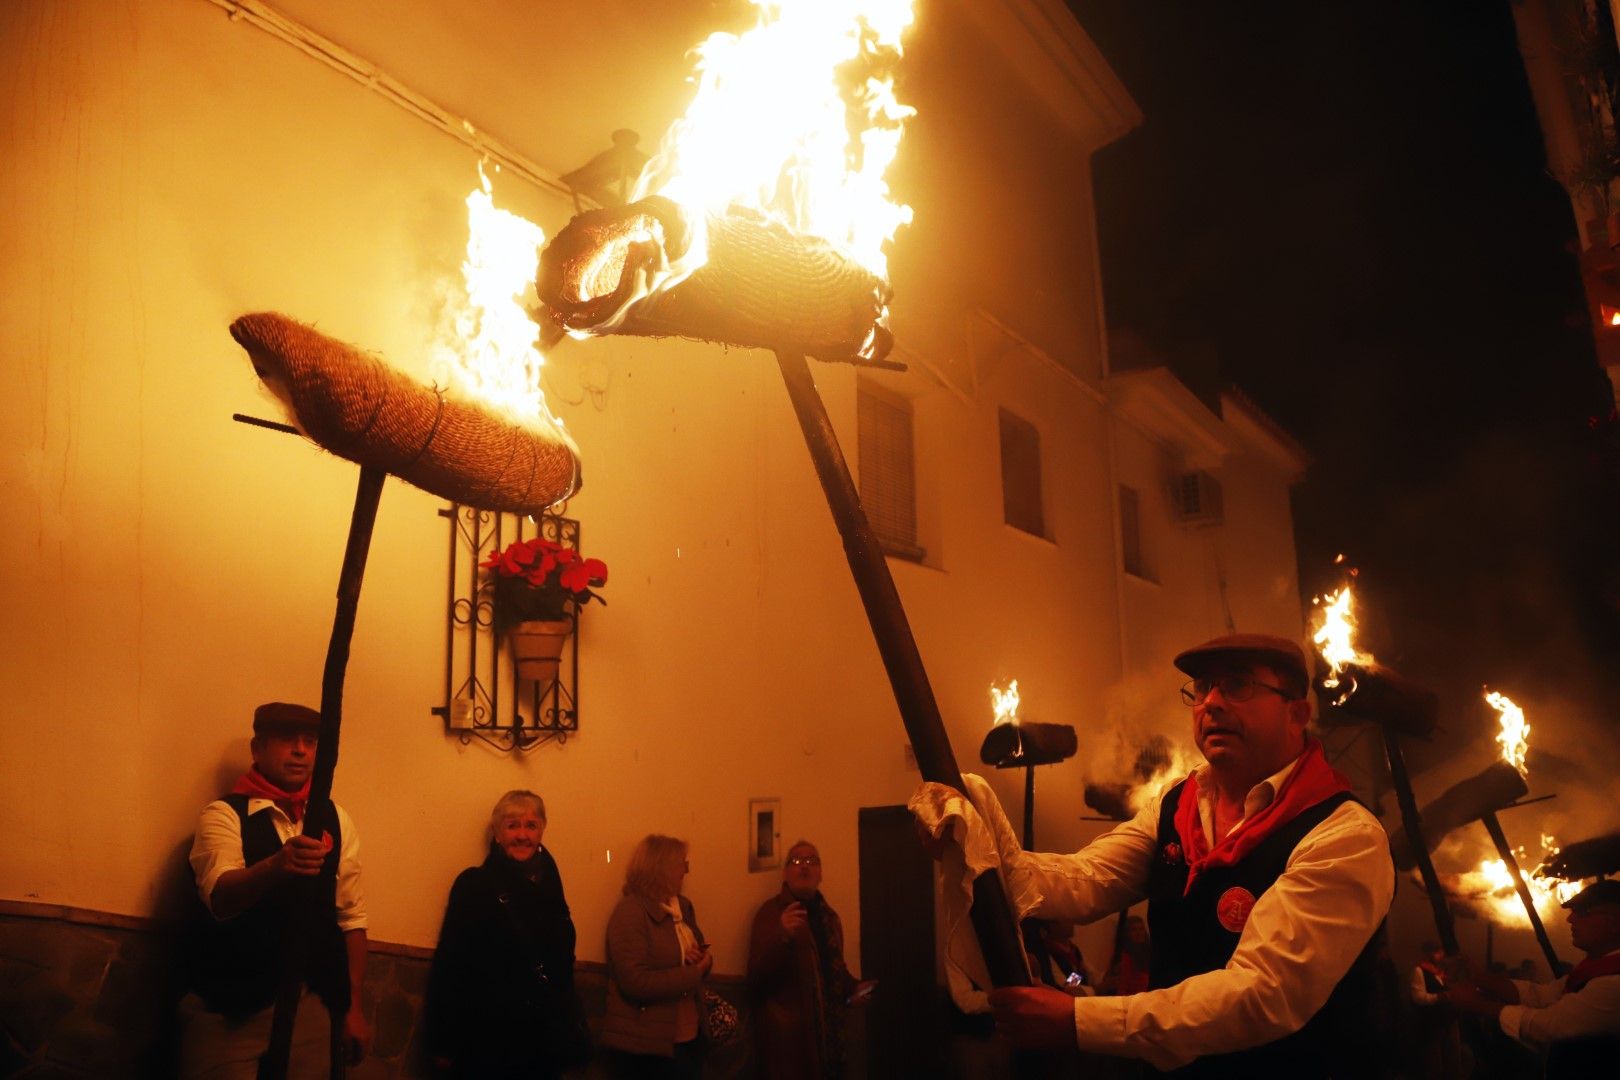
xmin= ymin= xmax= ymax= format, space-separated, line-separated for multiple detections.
xmin=481 ymin=532 xmax=609 ymax=632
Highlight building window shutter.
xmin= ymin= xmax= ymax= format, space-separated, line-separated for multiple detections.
xmin=999 ymin=409 xmax=1045 ymax=537
xmin=1120 ymin=484 xmax=1151 ymax=580
xmin=858 ymin=386 xmax=924 ymax=561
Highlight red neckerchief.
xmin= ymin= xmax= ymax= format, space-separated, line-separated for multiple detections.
xmin=1565 ymin=950 xmax=1620 ymax=993
xmin=1172 ymin=739 xmax=1353 ymax=895
xmin=231 ymin=767 xmax=311 ymax=824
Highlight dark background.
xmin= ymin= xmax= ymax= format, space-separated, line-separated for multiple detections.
xmin=1068 ymin=0 xmax=1620 ymax=764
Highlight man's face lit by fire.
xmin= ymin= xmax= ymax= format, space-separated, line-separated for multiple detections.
xmin=1567 ymin=902 xmax=1620 ymax=955
xmin=250 ymin=730 xmax=317 ymax=793
xmin=784 ymin=842 xmax=823 ymax=901
xmin=1190 ymin=662 xmax=1310 ymax=783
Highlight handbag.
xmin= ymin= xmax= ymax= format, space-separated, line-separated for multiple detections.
xmin=700 ymin=988 xmax=740 ymax=1045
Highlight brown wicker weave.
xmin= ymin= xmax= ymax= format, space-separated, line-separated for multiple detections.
xmin=537 ymin=196 xmax=894 ymax=363
xmin=229 ymin=312 xmax=579 ymax=516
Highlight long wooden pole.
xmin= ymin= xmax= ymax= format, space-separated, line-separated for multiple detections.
xmin=262 ymin=465 xmax=387 ymax=1079
xmin=1381 ymin=725 xmax=1460 ymax=953
xmin=773 ymin=350 xmax=1030 ymax=990
xmin=1480 ymin=811 xmax=1564 ymax=976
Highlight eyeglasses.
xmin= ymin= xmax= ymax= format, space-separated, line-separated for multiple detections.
xmin=787 ymin=855 xmax=820 ymax=868
xmin=1180 ymin=675 xmax=1291 ymax=707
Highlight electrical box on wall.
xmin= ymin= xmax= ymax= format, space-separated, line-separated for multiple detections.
xmin=1170 ymin=471 xmax=1223 ymax=527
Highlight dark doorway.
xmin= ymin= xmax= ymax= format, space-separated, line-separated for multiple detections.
xmin=858 ymin=804 xmax=945 ymax=1075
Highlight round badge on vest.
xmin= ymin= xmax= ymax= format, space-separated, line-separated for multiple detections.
xmin=1216 ymin=886 xmax=1256 ymax=933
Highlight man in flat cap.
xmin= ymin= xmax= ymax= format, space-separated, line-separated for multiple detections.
xmin=179 ymin=702 xmax=371 ymax=1077
xmin=1445 ymin=878 xmax=1620 ymax=1075
xmin=912 ymin=633 xmax=1395 ymax=1074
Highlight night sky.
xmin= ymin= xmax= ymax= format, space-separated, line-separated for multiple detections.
xmin=1069 ymin=0 xmax=1620 ymax=767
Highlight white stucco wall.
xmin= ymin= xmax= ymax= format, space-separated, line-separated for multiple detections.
xmin=0 ymin=0 xmax=1307 ymax=986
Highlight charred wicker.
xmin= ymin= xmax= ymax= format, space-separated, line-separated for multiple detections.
xmin=535 ymin=196 xmax=894 ymax=364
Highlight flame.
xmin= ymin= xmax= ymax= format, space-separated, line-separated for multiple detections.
xmin=1462 ymin=834 xmax=1581 ymax=927
xmin=618 ymin=0 xmax=916 ymax=300
xmin=990 ymin=679 xmax=1020 ymax=726
xmin=1128 ymin=742 xmax=1200 ymax=816
xmin=1310 ymin=585 xmax=1373 ymax=702
xmin=434 ymin=165 xmax=573 ymax=444
xmin=1486 ymin=690 xmax=1529 ymax=776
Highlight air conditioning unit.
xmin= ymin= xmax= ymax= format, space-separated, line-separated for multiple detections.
xmin=1170 ymin=471 xmax=1223 ymax=526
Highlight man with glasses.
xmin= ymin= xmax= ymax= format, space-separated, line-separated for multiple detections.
xmin=915 ymin=634 xmax=1394 ymax=1074
xmin=747 ymin=840 xmax=873 ymax=1079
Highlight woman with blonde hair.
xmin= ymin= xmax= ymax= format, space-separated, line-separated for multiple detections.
xmin=601 ymin=834 xmax=712 ymax=1078
xmin=424 ymin=790 xmax=587 ymax=1077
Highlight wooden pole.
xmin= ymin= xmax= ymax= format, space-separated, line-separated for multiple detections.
xmin=1480 ymin=811 xmax=1564 ymax=976
xmin=261 ymin=465 xmax=387 ymax=1079
xmin=773 ymin=350 xmax=1030 ymax=990
xmin=1381 ymin=725 xmax=1460 ymax=953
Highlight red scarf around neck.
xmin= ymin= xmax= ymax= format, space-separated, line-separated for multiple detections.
xmin=1565 ymin=950 xmax=1620 ymax=993
xmin=232 ymin=767 xmax=311 ymax=824
xmin=1172 ymin=739 xmax=1353 ymax=895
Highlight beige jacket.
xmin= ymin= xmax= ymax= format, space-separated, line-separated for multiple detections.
xmin=601 ymin=892 xmax=707 ymax=1057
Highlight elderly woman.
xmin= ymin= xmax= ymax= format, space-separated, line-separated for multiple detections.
xmin=424 ymin=790 xmax=585 ymax=1078
xmin=601 ymin=834 xmax=712 ymax=1078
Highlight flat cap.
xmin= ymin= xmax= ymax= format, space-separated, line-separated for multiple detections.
xmin=1173 ymin=633 xmax=1310 ymax=691
xmin=1562 ymin=878 xmax=1620 ymax=911
xmin=253 ymin=701 xmax=321 ymax=735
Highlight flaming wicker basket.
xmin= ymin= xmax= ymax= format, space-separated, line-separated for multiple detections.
xmin=230 ymin=313 xmax=579 ymax=517
xmin=536 ymin=196 xmax=893 ymax=363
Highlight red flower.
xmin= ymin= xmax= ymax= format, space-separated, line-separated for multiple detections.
xmin=481 ymin=541 xmax=536 ymax=576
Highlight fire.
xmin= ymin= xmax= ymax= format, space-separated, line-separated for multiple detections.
xmin=618 ymin=0 xmax=915 ymax=298
xmin=1128 ymin=740 xmax=1200 ymax=816
xmin=1310 ymin=585 xmax=1372 ymax=703
xmin=434 ymin=165 xmax=573 ymax=445
xmin=989 ymin=679 xmax=1020 ymax=726
xmin=1486 ymin=690 xmax=1529 ymax=776
xmin=1463 ymin=835 xmax=1582 ymax=927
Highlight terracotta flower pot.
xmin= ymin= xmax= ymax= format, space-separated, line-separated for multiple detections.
xmin=509 ymin=618 xmax=573 ymax=684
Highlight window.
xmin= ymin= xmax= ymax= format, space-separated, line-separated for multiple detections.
xmin=858 ymin=384 xmax=925 ymax=561
xmin=1119 ymin=484 xmax=1153 ymax=581
xmin=999 ymin=408 xmax=1045 ymax=537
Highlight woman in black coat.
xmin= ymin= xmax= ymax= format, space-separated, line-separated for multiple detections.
xmin=425 ymin=789 xmax=585 ymax=1078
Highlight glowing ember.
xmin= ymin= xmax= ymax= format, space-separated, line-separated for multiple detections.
xmin=434 ymin=165 xmax=572 ymax=444
xmin=625 ymin=0 xmax=915 ymax=298
xmin=1486 ymin=690 xmax=1529 ymax=777
xmin=1310 ymin=584 xmax=1373 ymax=703
xmin=989 ymin=680 xmax=1020 ymax=726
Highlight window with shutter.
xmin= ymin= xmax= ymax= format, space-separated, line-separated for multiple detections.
xmin=999 ymin=409 xmax=1045 ymax=537
xmin=857 ymin=384 xmax=925 ymax=561
xmin=1120 ymin=484 xmax=1153 ymax=581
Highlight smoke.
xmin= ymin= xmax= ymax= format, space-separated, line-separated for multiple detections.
xmin=1082 ymin=671 xmax=1199 ymax=818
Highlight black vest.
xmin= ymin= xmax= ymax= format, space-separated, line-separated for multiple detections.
xmin=1146 ymin=781 xmax=1391 ymax=1078
xmin=184 ymin=794 xmax=349 ymax=1018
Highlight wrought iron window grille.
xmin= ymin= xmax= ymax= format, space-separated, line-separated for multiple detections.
xmin=433 ymin=503 xmax=580 ymax=752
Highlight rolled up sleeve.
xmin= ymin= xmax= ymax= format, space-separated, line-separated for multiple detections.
xmin=189 ymin=800 xmax=246 ymax=917
xmin=1072 ymin=801 xmax=1394 ymax=1071
xmin=333 ymin=804 xmax=367 ymax=932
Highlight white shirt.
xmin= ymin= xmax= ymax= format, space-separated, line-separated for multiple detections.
xmin=1500 ymin=961 xmax=1620 ymax=1050
xmin=1001 ymin=752 xmax=1394 ymax=1071
xmin=189 ymin=798 xmax=367 ymax=933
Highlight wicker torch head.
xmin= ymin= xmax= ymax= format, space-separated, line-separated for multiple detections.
xmin=230 ymin=312 xmax=580 ymax=516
